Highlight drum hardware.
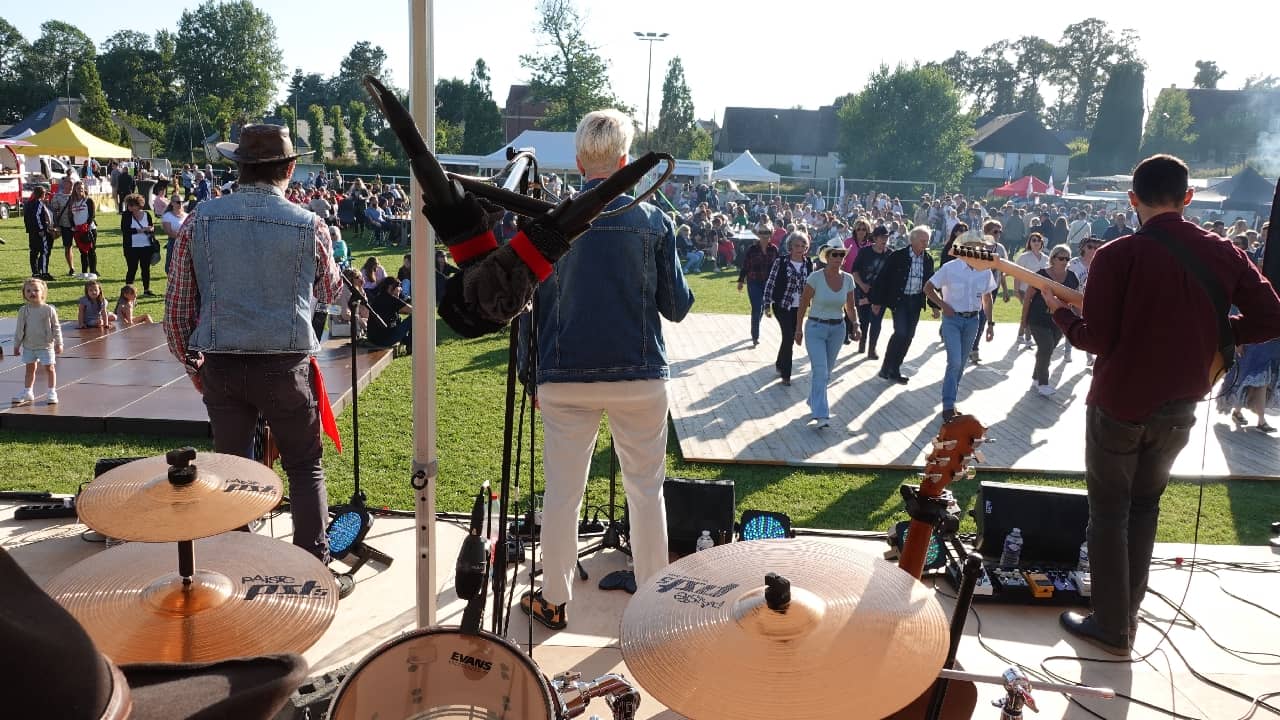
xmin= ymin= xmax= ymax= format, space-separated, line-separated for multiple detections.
xmin=936 ymin=667 xmax=1114 ymax=719
xmin=552 ymin=672 xmax=641 ymax=720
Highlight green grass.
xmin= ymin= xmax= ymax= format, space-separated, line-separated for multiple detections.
xmin=2 ymin=217 xmax=1275 ymax=545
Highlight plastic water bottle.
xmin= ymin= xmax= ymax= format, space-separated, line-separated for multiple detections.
xmin=999 ymin=528 xmax=1023 ymax=567
xmin=695 ymin=530 xmax=715 ymax=552
xmin=1077 ymin=541 xmax=1090 ymax=573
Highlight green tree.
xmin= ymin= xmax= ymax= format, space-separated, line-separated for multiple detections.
xmin=277 ymin=105 xmax=297 ymax=139
xmin=331 ymin=41 xmax=392 ymax=134
xmin=836 ymin=64 xmax=973 ymax=189
xmin=1047 ymin=18 xmax=1141 ymax=131
xmin=1021 ymin=161 xmax=1052 ymax=181
xmin=98 ymin=30 xmax=177 ymax=122
xmin=22 ymin=20 xmax=96 ymax=118
xmin=462 ymin=59 xmax=504 ymax=154
xmin=1087 ymin=61 xmax=1145 ymax=175
xmin=1139 ymin=89 xmax=1197 ymax=158
xmin=120 ymin=112 xmax=167 ymax=157
xmin=435 ymin=77 xmax=470 ymax=125
xmin=1193 ymin=60 xmax=1226 ymax=89
xmin=74 ymin=62 xmax=118 ymax=144
xmin=329 ymin=105 xmax=348 ymax=159
xmin=286 ymin=69 xmax=330 ymax=114
xmin=307 ymin=104 xmax=326 ymax=160
xmin=1067 ymin=138 xmax=1090 ymax=175
xmin=1243 ymin=74 xmax=1280 ymax=90
xmin=652 ymin=57 xmax=707 ymax=158
xmin=436 ymin=119 xmax=464 ymax=154
xmin=520 ymin=0 xmax=630 ymax=131
xmin=0 ymin=18 xmax=32 ymax=123
xmin=348 ymin=100 xmax=373 ymax=165
xmin=175 ymin=0 xmax=283 ymax=118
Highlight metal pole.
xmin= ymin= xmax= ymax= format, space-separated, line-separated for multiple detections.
xmin=410 ymin=0 xmax=439 ymax=629
xmin=643 ymin=40 xmax=653 ymax=153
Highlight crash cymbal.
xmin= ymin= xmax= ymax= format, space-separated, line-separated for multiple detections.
xmin=45 ymin=532 xmax=337 ymax=664
xmin=77 ymin=449 xmax=283 ymax=542
xmin=621 ymin=538 xmax=949 ymax=720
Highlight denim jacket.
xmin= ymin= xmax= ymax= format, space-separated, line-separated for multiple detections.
xmin=521 ymin=180 xmax=694 ymax=384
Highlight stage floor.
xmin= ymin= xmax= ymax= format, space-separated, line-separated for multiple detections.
xmin=5 ymin=503 xmax=1278 ymax=719
xmin=665 ymin=313 xmax=1280 ymax=479
xmin=0 ymin=319 xmax=392 ymax=436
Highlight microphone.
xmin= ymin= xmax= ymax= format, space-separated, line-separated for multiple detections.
xmin=455 ymin=491 xmax=488 ymax=601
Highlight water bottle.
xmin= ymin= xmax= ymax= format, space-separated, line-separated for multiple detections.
xmin=695 ymin=530 xmax=715 ymax=552
xmin=999 ymin=528 xmax=1023 ymax=567
xmin=1077 ymin=541 xmax=1090 ymax=573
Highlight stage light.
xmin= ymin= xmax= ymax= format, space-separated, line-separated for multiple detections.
xmin=327 ymin=502 xmax=371 ymax=557
xmin=891 ymin=520 xmax=946 ymax=571
xmin=739 ymin=510 xmax=792 ymax=541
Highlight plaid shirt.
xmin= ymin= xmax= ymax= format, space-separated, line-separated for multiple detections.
xmin=164 ymin=197 xmax=341 ymax=372
xmin=762 ymin=255 xmax=813 ymax=310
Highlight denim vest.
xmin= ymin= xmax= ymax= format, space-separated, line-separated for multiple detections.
xmin=522 ymin=181 xmax=695 ymax=384
xmin=188 ymin=185 xmax=320 ymax=354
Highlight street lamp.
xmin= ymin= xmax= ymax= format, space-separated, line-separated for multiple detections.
xmin=633 ymin=31 xmax=668 ymax=152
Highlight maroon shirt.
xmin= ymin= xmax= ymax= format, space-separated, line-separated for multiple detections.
xmin=1053 ymin=212 xmax=1280 ymax=421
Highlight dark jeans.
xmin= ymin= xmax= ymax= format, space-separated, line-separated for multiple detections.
xmin=856 ymin=301 xmax=885 ymax=353
xmin=124 ymin=244 xmax=152 ymax=290
xmin=1084 ymin=402 xmax=1196 ymax=641
xmin=880 ymin=293 xmax=925 ymax=378
xmin=28 ymin=232 xmax=49 ymax=276
xmin=772 ymin=304 xmax=799 ymax=382
xmin=746 ymin=280 xmax=766 ymax=343
xmin=1029 ymin=321 xmax=1062 ymax=385
xmin=974 ymin=290 xmax=996 ymax=353
xmin=80 ymin=247 xmax=98 ymax=275
xmin=199 ymin=353 xmax=330 ymax=562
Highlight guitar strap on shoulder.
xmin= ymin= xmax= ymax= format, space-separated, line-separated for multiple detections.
xmin=1137 ymin=224 xmax=1235 ymax=376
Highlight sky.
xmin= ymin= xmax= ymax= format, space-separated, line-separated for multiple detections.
xmin=6 ymin=1 xmax=1280 ymax=129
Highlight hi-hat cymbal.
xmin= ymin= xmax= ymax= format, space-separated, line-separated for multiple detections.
xmin=45 ymin=532 xmax=337 ymax=664
xmin=77 ymin=450 xmax=283 ymax=541
xmin=621 ymin=538 xmax=949 ymax=720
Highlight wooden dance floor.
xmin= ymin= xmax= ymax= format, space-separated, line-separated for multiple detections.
xmin=0 ymin=319 xmax=392 ymax=436
xmin=665 ymin=313 xmax=1280 ymax=479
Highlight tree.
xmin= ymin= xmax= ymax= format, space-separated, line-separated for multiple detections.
xmin=435 ymin=119 xmax=464 ymax=154
xmin=519 ymin=0 xmax=630 ymax=131
xmin=348 ymin=100 xmax=373 ymax=165
xmin=329 ymin=105 xmax=348 ymax=159
xmin=332 ymin=41 xmax=393 ymax=136
xmin=28 ymin=20 xmax=96 ymax=96
xmin=652 ymin=57 xmax=707 ymax=159
xmin=1047 ymin=18 xmax=1141 ymax=131
xmin=1021 ymin=161 xmax=1052 ymax=181
xmin=0 ymin=18 xmax=32 ymax=123
xmin=74 ymin=62 xmax=117 ymax=144
xmin=277 ymin=105 xmax=297 ymax=139
xmin=307 ymin=104 xmax=326 ymax=160
xmin=435 ymin=77 xmax=471 ymax=125
xmin=1139 ymin=89 xmax=1196 ymax=158
xmin=836 ymin=64 xmax=973 ymax=190
xmin=98 ymin=30 xmax=176 ymax=121
xmin=1087 ymin=61 xmax=1145 ymax=175
xmin=462 ymin=59 xmax=504 ymax=154
xmin=175 ymin=0 xmax=283 ymax=119
xmin=1193 ymin=60 xmax=1226 ymax=89
xmin=1243 ymin=74 xmax=1280 ymax=90
xmin=286 ymin=69 xmax=330 ymax=113
xmin=1067 ymin=138 xmax=1090 ymax=175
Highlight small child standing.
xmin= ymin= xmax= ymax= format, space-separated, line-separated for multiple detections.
xmin=114 ymin=285 xmax=153 ymax=327
xmin=12 ymin=278 xmax=63 ymax=405
xmin=78 ymin=279 xmax=114 ymax=329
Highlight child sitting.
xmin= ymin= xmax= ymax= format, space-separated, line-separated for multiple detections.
xmin=12 ymin=278 xmax=63 ymax=405
xmin=114 ymin=285 xmax=154 ymax=327
xmin=78 ymin=279 xmax=115 ymax=329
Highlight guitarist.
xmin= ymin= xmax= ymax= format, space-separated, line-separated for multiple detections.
xmin=1042 ymin=154 xmax=1280 ymax=656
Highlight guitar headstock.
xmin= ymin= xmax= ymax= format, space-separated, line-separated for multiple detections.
xmin=950 ymin=240 xmax=1000 ymax=270
xmin=920 ymin=413 xmax=987 ymax=497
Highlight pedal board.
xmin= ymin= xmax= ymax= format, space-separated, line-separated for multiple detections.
xmin=946 ymin=561 xmax=1089 ymax=606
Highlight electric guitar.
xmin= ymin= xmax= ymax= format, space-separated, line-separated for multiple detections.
xmin=898 ymin=413 xmax=986 ymax=580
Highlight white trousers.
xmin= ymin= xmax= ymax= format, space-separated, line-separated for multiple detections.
xmin=537 ymin=379 xmax=671 ymax=606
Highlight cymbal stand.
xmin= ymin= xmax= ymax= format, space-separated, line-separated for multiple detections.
xmin=924 ymin=552 xmax=983 ymax=720
xmin=936 ymin=667 xmax=1114 ymax=719
xmin=576 ymin=440 xmax=633 ymax=592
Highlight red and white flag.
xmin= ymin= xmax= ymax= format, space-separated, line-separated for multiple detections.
xmin=1046 ymin=175 xmax=1056 ymax=195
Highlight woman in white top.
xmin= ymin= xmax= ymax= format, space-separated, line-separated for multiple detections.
xmin=160 ymin=195 xmax=187 ymax=276
xmin=119 ymin=193 xmax=157 ymax=296
xmin=1014 ymin=231 xmax=1049 ymax=348
xmin=795 ymin=239 xmax=857 ymax=427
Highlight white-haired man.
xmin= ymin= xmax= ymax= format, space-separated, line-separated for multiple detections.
xmin=869 ymin=226 xmax=935 ymax=383
xmin=520 ymin=109 xmax=695 ymax=630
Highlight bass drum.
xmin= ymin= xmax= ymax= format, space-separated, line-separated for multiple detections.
xmin=328 ymin=627 xmax=556 ymax=720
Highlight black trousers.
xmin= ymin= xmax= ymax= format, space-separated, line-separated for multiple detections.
xmin=124 ymin=244 xmax=152 ymax=290
xmin=1084 ymin=402 xmax=1196 ymax=642
xmin=856 ymin=302 xmax=885 ymax=353
xmin=880 ymin=293 xmax=925 ymax=377
xmin=1029 ymin=321 xmax=1062 ymax=385
xmin=200 ymin=354 xmax=330 ymax=562
xmin=772 ymin=304 xmax=799 ymax=382
xmin=28 ymin=232 xmax=49 ymax=276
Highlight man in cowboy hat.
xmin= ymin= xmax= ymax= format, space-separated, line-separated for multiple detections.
xmin=163 ymin=125 xmax=346 ymax=590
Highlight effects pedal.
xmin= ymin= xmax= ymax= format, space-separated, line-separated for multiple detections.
xmin=973 ymin=566 xmax=994 ymax=596
xmin=1069 ymin=570 xmax=1091 ymax=597
xmin=14 ymin=497 xmax=77 ymax=520
xmin=1047 ymin=570 xmax=1074 ymax=592
xmin=991 ymin=567 xmax=1027 ymax=589
xmin=1023 ymin=571 xmax=1054 ymax=599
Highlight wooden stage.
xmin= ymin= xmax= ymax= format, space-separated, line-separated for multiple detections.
xmin=0 ymin=319 xmax=392 ymax=436
xmin=665 ymin=313 xmax=1280 ymax=479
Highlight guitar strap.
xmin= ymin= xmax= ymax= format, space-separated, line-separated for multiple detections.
xmin=1136 ymin=224 xmax=1235 ymax=377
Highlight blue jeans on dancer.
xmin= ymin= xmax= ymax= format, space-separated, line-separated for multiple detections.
xmin=747 ymin=280 xmax=766 ymax=346
xmin=940 ymin=312 xmax=981 ymax=413
xmin=804 ymin=318 xmax=845 ymax=422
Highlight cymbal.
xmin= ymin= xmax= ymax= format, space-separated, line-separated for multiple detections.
xmin=45 ymin=532 xmax=337 ymax=664
xmin=77 ymin=451 xmax=283 ymax=541
xmin=621 ymin=538 xmax=949 ymax=720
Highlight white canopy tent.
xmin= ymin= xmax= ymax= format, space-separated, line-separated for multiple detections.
xmin=478 ymin=130 xmax=580 ymax=171
xmin=712 ymin=149 xmax=780 ymax=183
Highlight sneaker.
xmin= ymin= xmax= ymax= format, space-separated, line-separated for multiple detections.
xmin=814 ymin=418 xmax=830 ymax=428
xmin=968 ymin=350 xmax=980 ymax=364
xmin=46 ymin=389 xmax=58 ymax=405
xmin=1037 ymin=384 xmax=1057 ymax=396
xmin=12 ymin=388 xmax=34 ymax=406
xmin=331 ymin=570 xmax=355 ymax=600
xmin=520 ymin=590 xmax=567 ymax=630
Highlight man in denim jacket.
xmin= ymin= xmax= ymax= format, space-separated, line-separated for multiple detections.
xmin=520 ymin=109 xmax=694 ymax=630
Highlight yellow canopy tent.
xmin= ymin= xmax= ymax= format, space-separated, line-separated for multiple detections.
xmin=19 ymin=118 xmax=132 ymax=158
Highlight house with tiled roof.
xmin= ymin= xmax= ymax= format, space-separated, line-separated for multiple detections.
xmin=715 ymin=106 xmax=842 ymax=179
xmin=968 ymin=111 xmax=1070 ymax=183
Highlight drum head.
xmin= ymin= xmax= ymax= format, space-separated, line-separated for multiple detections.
xmin=329 ymin=627 xmax=555 ymax=720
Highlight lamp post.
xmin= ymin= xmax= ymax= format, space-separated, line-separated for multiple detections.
xmin=633 ymin=31 xmax=668 ymax=152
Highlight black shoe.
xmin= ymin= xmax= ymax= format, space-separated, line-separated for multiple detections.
xmin=942 ymin=408 xmax=958 ymax=421
xmin=867 ymin=351 xmax=879 ymax=360
xmin=1059 ymin=611 xmax=1130 ymax=656
xmin=892 ymin=374 xmax=909 ymax=384
xmin=331 ymin=570 xmax=355 ymax=600
xmin=143 ymin=290 xmax=156 ymax=297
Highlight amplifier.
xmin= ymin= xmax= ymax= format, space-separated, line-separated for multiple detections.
xmin=973 ymin=481 xmax=1089 ymax=566
xmin=663 ymin=477 xmax=734 ymax=555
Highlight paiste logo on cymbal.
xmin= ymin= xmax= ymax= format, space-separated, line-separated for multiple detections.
xmin=654 ymin=573 xmax=738 ymax=610
xmin=242 ymin=574 xmax=330 ymax=600
xmin=223 ymin=478 xmax=280 ymax=495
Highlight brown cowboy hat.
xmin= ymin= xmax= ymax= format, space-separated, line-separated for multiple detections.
xmin=216 ymin=124 xmax=312 ymax=164
xmin=0 ymin=546 xmax=308 ymax=720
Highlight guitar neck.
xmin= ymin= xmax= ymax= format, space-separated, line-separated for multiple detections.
xmin=961 ymin=254 xmax=1084 ymax=308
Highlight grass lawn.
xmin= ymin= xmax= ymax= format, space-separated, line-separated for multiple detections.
xmin=1 ymin=216 xmax=1274 ymax=545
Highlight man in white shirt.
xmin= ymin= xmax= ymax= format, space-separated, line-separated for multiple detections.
xmin=1066 ymin=210 xmax=1091 ymax=250
xmin=925 ymin=242 xmax=996 ymax=420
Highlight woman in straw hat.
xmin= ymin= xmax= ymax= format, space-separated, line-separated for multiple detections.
xmin=795 ymin=238 xmax=858 ymax=427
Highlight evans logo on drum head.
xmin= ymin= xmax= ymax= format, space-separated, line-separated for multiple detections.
xmin=448 ymin=651 xmax=494 ymax=673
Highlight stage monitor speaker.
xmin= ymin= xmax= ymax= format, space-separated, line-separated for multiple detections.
xmin=94 ymin=457 xmax=147 ymax=478
xmin=664 ymin=477 xmax=734 ymax=555
xmin=974 ymin=481 xmax=1089 ymax=566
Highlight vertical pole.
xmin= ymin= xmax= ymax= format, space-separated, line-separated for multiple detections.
xmin=643 ymin=40 xmax=654 ymax=153
xmin=409 ymin=0 xmax=439 ymax=629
